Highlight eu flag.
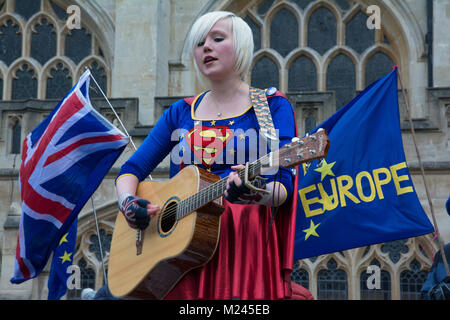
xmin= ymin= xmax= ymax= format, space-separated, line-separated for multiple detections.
xmin=294 ymin=69 xmax=434 ymax=260
xmin=47 ymin=217 xmax=77 ymax=300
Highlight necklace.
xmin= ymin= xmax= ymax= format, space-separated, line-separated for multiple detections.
xmin=209 ymin=82 xmax=243 ymax=118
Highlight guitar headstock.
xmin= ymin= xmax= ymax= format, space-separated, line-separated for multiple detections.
xmin=278 ymin=129 xmax=329 ymax=168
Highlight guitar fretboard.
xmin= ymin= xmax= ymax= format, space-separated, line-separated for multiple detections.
xmin=176 ymin=151 xmax=278 ymax=219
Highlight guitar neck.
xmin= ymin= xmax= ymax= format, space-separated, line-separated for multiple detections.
xmin=176 ymin=150 xmax=280 ymax=219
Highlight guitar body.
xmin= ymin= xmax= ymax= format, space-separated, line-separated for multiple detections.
xmin=108 ymin=165 xmax=224 ymax=299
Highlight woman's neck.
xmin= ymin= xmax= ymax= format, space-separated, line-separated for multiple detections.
xmin=207 ymin=77 xmax=249 ymax=103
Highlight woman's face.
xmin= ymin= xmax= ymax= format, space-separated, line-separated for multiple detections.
xmin=193 ymin=18 xmax=238 ymax=81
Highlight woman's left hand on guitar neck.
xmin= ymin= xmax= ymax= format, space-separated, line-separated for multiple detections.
xmin=224 ymin=165 xmax=287 ymax=207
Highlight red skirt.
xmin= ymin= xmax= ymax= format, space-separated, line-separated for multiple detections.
xmin=165 ymin=201 xmax=290 ymax=300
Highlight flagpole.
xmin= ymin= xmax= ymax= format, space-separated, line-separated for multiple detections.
xmin=395 ymin=66 xmax=450 ymax=276
xmin=86 ymin=68 xmax=153 ymax=278
xmin=91 ymin=197 xmax=108 ymax=285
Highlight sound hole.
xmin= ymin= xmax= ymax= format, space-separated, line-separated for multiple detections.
xmin=160 ymin=200 xmax=178 ymax=234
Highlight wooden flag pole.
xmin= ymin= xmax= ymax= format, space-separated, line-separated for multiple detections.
xmin=395 ymin=65 xmax=449 ymax=276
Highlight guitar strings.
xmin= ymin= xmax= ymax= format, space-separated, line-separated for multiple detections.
xmin=158 ymin=157 xmax=268 ymax=224
xmin=159 ymin=135 xmax=315 ymax=224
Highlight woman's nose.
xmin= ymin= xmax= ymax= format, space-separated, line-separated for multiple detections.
xmin=203 ymin=38 xmax=212 ymax=51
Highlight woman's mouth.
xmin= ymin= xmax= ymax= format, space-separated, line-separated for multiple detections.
xmin=204 ymin=56 xmax=217 ymax=65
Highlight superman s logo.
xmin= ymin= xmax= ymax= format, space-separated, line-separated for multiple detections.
xmin=185 ymin=125 xmax=234 ymax=168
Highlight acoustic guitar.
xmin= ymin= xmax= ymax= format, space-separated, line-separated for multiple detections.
xmin=108 ymin=129 xmax=329 ymax=299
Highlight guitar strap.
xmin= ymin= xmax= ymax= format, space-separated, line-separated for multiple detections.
xmin=249 ymin=87 xmax=283 ymax=247
xmin=249 ymin=87 xmax=279 ymax=150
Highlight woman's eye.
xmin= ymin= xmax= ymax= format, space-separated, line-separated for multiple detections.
xmin=214 ymin=37 xmax=224 ymax=42
xmin=197 ymin=40 xmax=205 ymax=47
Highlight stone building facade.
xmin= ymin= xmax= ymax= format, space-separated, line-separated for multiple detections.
xmin=0 ymin=0 xmax=448 ymax=300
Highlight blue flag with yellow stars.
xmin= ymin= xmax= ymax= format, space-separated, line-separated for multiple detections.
xmin=47 ymin=217 xmax=77 ymax=300
xmin=294 ymin=69 xmax=434 ymax=260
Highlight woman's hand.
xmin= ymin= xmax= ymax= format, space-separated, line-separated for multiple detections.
xmin=118 ymin=193 xmax=159 ymax=230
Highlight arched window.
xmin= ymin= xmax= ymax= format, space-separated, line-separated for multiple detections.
xmin=244 ymin=0 xmax=398 ymax=112
xmin=317 ymin=258 xmax=348 ymax=300
xmin=45 ymin=62 xmax=73 ymax=99
xmin=270 ymin=8 xmax=298 ymax=57
xmin=400 ymin=259 xmax=429 ymax=300
xmin=291 ymin=260 xmax=310 ymax=289
xmin=12 ymin=63 xmax=38 ymax=100
xmin=0 ymin=0 xmax=110 ymax=100
xmin=251 ymin=56 xmax=279 ymax=89
xmin=9 ymin=116 xmax=22 ymax=154
xmin=0 ymin=18 xmax=22 ymax=66
xmin=288 ymin=55 xmax=317 ymax=92
xmin=307 ymin=6 xmax=337 ymax=55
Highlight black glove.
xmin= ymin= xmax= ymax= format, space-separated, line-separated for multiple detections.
xmin=118 ymin=193 xmax=151 ymax=229
xmin=224 ymin=178 xmax=270 ymax=205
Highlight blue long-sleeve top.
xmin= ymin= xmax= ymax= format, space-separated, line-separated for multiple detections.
xmin=117 ymin=89 xmax=297 ymax=203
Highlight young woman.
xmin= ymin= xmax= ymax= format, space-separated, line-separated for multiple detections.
xmin=115 ymin=11 xmax=313 ymax=300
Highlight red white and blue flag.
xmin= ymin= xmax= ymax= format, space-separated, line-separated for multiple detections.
xmin=11 ymin=70 xmax=128 ymax=284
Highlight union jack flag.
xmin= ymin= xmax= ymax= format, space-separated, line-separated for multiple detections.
xmin=11 ymin=70 xmax=128 ymax=284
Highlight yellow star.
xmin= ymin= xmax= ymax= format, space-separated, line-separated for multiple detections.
xmin=210 ymin=120 xmax=216 ymax=126
xmin=314 ymin=160 xmax=336 ymax=181
xmin=59 ymin=233 xmax=69 ymax=246
xmin=228 ymin=120 xmax=235 ymax=126
xmin=303 ymin=220 xmax=320 ymax=241
xmin=59 ymin=251 xmax=72 ymax=264
xmin=239 ymin=133 xmax=246 ymax=140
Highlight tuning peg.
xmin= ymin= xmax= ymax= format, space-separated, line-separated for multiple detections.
xmin=317 ymin=128 xmax=324 ymax=132
xmin=291 ymin=137 xmax=300 ymax=142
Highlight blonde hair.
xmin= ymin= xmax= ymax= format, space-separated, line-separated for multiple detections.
xmin=186 ymin=11 xmax=254 ymax=86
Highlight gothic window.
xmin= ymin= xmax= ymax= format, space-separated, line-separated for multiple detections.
xmin=317 ymin=258 xmax=348 ymax=300
xmin=400 ymin=259 xmax=429 ymax=300
xmin=251 ymin=56 xmax=279 ymax=89
xmin=345 ymin=11 xmax=375 ymax=55
xmin=291 ymin=260 xmax=309 ymax=289
xmin=89 ymin=229 xmax=112 ymax=262
xmin=0 ymin=0 xmax=110 ymax=100
xmin=65 ymin=28 xmax=92 ymax=65
xmin=0 ymin=19 xmax=22 ymax=66
xmin=30 ymin=16 xmax=57 ymax=66
xmin=14 ymin=0 xmax=41 ymax=20
xmin=381 ymin=239 xmax=409 ymax=264
xmin=243 ymin=15 xmax=261 ymax=52
xmin=326 ymin=53 xmax=355 ymax=109
xmin=12 ymin=63 xmax=37 ymax=100
xmin=304 ymin=111 xmax=316 ymax=133
xmin=245 ymin=0 xmax=397 ymax=112
xmin=257 ymin=0 xmax=275 ymax=15
xmin=288 ymin=55 xmax=317 ymax=92
xmin=307 ymin=7 xmax=336 ymax=55
xmin=365 ymin=52 xmax=394 ymax=87
xmin=46 ymin=62 xmax=72 ymax=99
xmin=270 ymin=8 xmax=298 ymax=57
xmin=9 ymin=116 xmax=22 ymax=154
xmin=359 ymin=259 xmax=391 ymax=300
xmin=86 ymin=60 xmax=107 ymax=99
